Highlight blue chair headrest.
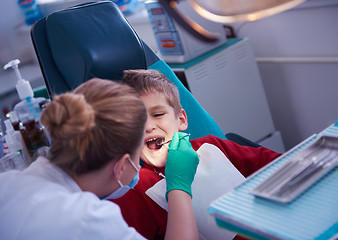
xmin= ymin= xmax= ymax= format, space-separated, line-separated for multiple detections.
xmin=45 ymin=1 xmax=147 ymax=89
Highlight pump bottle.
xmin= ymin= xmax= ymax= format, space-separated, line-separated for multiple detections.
xmin=4 ymin=59 xmax=45 ymax=122
xmin=4 ymin=59 xmax=50 ymax=161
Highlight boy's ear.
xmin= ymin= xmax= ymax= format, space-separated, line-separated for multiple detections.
xmin=178 ymin=108 xmax=188 ymax=131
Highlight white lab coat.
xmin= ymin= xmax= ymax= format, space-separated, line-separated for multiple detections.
xmin=0 ymin=157 xmax=146 ymax=240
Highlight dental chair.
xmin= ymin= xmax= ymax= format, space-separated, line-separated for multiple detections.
xmin=30 ymin=0 xmax=258 ymax=146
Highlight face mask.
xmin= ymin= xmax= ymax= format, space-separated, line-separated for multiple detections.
xmin=104 ymin=158 xmax=140 ymax=200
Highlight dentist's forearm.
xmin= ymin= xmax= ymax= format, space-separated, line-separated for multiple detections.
xmin=165 ymin=190 xmax=198 ymax=240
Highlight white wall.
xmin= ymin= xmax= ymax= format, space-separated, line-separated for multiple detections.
xmin=0 ymin=0 xmax=38 ymax=67
xmin=228 ymin=0 xmax=338 ymax=149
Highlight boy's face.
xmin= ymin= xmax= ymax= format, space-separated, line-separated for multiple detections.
xmin=140 ymin=91 xmax=188 ymax=168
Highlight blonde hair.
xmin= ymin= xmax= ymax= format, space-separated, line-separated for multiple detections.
xmin=123 ymin=69 xmax=182 ymax=116
xmin=41 ymin=78 xmax=147 ymax=175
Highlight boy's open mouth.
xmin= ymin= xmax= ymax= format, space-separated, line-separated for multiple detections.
xmin=146 ymin=137 xmax=164 ymax=150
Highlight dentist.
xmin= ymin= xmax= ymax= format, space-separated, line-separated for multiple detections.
xmin=0 ymin=78 xmax=199 ymax=240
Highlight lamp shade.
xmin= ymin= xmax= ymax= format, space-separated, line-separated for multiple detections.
xmin=158 ymin=0 xmax=305 ymax=42
xmin=189 ymin=0 xmax=305 ymax=22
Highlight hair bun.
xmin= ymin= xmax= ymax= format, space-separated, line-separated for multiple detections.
xmin=41 ymin=93 xmax=95 ymax=140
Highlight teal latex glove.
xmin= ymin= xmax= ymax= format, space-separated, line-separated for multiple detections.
xmin=165 ymin=132 xmax=199 ymax=201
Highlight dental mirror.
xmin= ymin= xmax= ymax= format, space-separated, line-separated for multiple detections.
xmin=155 ymin=133 xmax=191 ymax=146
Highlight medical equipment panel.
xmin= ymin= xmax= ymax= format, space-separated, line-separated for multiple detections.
xmin=144 ymin=0 xmax=227 ymax=63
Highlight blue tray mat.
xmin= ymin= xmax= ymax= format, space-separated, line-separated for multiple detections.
xmin=209 ymin=123 xmax=338 ymax=240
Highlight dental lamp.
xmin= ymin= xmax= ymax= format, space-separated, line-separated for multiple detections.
xmin=158 ymin=0 xmax=305 ymax=42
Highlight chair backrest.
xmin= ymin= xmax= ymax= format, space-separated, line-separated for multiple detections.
xmin=31 ymin=0 xmax=225 ymax=140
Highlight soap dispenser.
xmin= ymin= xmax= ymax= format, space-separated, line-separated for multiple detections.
xmin=3 ymin=59 xmax=45 ymax=122
xmin=4 ymin=59 xmax=50 ymax=161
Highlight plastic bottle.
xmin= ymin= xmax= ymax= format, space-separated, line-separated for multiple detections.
xmin=3 ymin=59 xmax=45 ymax=123
xmin=112 ymin=0 xmax=142 ymax=15
xmin=0 ymin=124 xmax=4 ymax=158
xmin=8 ymin=111 xmax=21 ymax=131
xmin=4 ymin=119 xmax=31 ymax=166
xmin=4 ymin=59 xmax=50 ymax=161
xmin=21 ymin=119 xmax=50 ymax=161
xmin=18 ymin=0 xmax=44 ymax=26
xmin=3 ymin=141 xmax=9 ymax=156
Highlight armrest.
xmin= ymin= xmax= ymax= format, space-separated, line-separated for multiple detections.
xmin=225 ymin=132 xmax=261 ymax=148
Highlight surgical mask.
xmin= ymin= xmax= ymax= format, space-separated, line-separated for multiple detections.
xmin=104 ymin=158 xmax=140 ymax=200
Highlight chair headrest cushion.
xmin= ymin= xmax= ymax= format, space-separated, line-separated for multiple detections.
xmin=45 ymin=1 xmax=147 ymax=89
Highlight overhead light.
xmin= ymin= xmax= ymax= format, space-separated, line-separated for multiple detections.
xmin=189 ymin=0 xmax=305 ymax=23
xmin=158 ymin=0 xmax=305 ymax=42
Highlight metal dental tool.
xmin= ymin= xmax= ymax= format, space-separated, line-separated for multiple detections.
xmin=275 ymin=148 xmax=338 ymax=196
xmin=155 ymin=133 xmax=191 ymax=146
xmin=251 ymin=135 xmax=338 ymax=203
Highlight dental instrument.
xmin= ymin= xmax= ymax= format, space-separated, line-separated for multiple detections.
xmin=156 ymin=133 xmax=191 ymax=146
xmin=251 ymin=135 xmax=338 ymax=203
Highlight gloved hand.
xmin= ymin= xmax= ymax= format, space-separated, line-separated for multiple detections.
xmin=165 ymin=132 xmax=199 ymax=201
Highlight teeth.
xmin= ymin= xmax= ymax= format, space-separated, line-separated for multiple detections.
xmin=146 ymin=137 xmax=159 ymax=143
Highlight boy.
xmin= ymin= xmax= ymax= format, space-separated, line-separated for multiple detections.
xmin=111 ymin=69 xmax=281 ymax=240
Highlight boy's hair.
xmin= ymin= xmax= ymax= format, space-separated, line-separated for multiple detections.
xmin=123 ymin=69 xmax=182 ymax=116
xmin=41 ymin=78 xmax=147 ymax=175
